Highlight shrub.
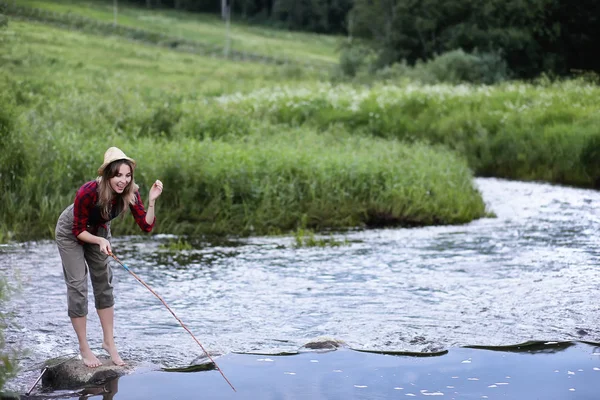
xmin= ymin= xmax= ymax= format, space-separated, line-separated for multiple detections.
xmin=425 ymin=49 xmax=509 ymax=84
xmin=338 ymin=42 xmax=376 ymax=78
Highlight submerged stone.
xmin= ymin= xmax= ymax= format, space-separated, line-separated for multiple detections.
xmin=41 ymin=355 xmax=134 ymax=390
xmin=168 ymin=352 xmax=222 ymax=372
xmin=302 ymin=337 xmax=347 ymax=351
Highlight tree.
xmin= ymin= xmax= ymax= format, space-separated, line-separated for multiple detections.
xmin=348 ymin=0 xmax=600 ymax=78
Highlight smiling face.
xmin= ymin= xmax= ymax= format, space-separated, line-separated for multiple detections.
xmin=108 ymin=162 xmax=133 ymax=194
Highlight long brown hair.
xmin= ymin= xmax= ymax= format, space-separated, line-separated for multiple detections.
xmin=96 ymin=160 xmax=138 ymax=220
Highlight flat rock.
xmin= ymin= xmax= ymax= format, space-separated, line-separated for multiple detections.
xmin=41 ymin=355 xmax=134 ymax=390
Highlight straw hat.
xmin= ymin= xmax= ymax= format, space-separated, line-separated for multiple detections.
xmin=97 ymin=147 xmax=136 ymax=176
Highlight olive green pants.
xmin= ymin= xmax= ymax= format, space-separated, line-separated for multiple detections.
xmin=55 ymin=204 xmax=114 ymax=318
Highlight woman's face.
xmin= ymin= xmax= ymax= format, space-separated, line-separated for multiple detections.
xmin=109 ymin=163 xmax=132 ymax=194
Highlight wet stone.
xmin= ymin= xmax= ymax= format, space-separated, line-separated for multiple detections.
xmin=302 ymin=337 xmax=347 ymax=351
xmin=41 ymin=356 xmax=134 ymax=390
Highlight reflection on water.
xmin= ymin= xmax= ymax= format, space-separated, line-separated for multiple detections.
xmin=3 ymin=178 xmax=600 ymax=393
xmin=20 ymin=342 xmax=600 ymax=400
xmin=463 ymin=340 xmax=578 ymax=354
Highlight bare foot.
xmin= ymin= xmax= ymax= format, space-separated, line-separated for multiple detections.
xmin=80 ymin=348 xmax=102 ymax=368
xmin=102 ymin=342 xmax=125 ymax=366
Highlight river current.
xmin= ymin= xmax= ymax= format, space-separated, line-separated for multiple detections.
xmin=2 ymin=177 xmax=600 ymax=393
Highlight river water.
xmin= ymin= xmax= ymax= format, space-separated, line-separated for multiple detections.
xmin=2 ymin=177 xmax=600 ymax=393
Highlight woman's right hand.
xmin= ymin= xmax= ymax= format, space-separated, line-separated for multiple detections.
xmin=98 ymin=237 xmax=112 ymax=255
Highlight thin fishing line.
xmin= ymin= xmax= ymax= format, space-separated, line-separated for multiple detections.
xmin=25 ymin=352 xmax=79 ymax=372
xmin=109 ymin=253 xmax=236 ymax=392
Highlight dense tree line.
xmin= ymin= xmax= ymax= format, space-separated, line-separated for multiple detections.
xmin=125 ymin=0 xmax=353 ymax=33
xmin=117 ymin=0 xmax=598 ymax=78
xmin=348 ymin=0 xmax=600 ymax=78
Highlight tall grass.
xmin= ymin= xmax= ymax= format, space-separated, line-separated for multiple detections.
xmin=127 ymin=128 xmax=486 ymax=236
xmin=0 ymin=20 xmax=487 ymax=242
xmin=0 ymin=109 xmax=487 ymax=240
xmin=204 ymin=81 xmax=600 ymax=188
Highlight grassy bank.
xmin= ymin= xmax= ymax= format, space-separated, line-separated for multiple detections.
xmin=198 ymin=81 xmax=600 ymax=188
xmin=0 ymin=19 xmax=487 ymax=242
xmin=83 ymin=130 xmax=488 ymax=237
xmin=1 ymin=90 xmax=487 ymax=240
xmin=8 ymin=15 xmax=597 ymax=191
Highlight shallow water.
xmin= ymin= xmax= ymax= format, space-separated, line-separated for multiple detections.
xmin=19 ymin=342 xmax=600 ymax=400
xmin=122 ymin=343 xmax=600 ymax=400
xmin=3 ymin=177 xmax=600 ymax=393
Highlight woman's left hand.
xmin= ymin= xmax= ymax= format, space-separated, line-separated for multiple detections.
xmin=149 ymin=179 xmax=164 ymax=202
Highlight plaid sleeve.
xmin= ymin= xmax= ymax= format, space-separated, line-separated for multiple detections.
xmin=130 ymin=191 xmax=155 ymax=232
xmin=72 ymin=181 xmax=98 ymax=238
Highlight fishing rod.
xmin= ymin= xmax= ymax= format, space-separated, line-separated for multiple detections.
xmin=26 ymin=353 xmax=79 ymax=396
xmin=109 ymin=252 xmax=236 ymax=392
xmin=26 ymin=366 xmax=47 ymax=396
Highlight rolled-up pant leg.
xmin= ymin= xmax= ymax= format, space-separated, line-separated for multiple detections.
xmin=55 ymin=206 xmax=114 ymax=317
xmin=85 ymin=223 xmax=114 ymax=311
xmin=56 ymin=205 xmax=89 ymax=318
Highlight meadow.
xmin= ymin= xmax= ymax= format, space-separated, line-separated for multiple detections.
xmin=1 ymin=1 xmax=599 ymax=243
xmin=0 ymin=18 xmax=486 ymax=242
xmin=12 ymin=0 xmax=340 ymax=65
xmin=202 ymin=80 xmax=600 ymax=187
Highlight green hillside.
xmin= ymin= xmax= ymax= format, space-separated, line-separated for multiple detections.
xmin=1 ymin=19 xmax=326 ymax=95
xmin=11 ymin=0 xmax=341 ymax=66
xmin=6 ymin=1 xmax=599 ymax=244
xmin=0 ymin=16 xmax=488 ymax=242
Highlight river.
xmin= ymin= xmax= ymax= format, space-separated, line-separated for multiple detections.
xmin=2 ymin=177 xmax=600 ymax=394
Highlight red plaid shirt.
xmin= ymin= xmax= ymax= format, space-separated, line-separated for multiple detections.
xmin=72 ymin=180 xmax=155 ymax=239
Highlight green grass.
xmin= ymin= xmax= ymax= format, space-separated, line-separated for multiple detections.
xmin=0 ymin=19 xmax=488 ymax=242
xmin=1 ymin=20 xmax=327 ymax=96
xmin=293 ymin=228 xmax=350 ymax=248
xmin=0 ymin=120 xmax=488 ymax=240
xmin=15 ymin=0 xmax=342 ymax=65
xmin=202 ymin=81 xmax=600 ymax=188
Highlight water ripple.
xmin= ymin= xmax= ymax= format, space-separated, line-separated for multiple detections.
xmin=2 ymin=178 xmax=600 ymax=392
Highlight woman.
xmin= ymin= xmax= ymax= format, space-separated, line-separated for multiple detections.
xmin=55 ymin=147 xmax=163 ymax=367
